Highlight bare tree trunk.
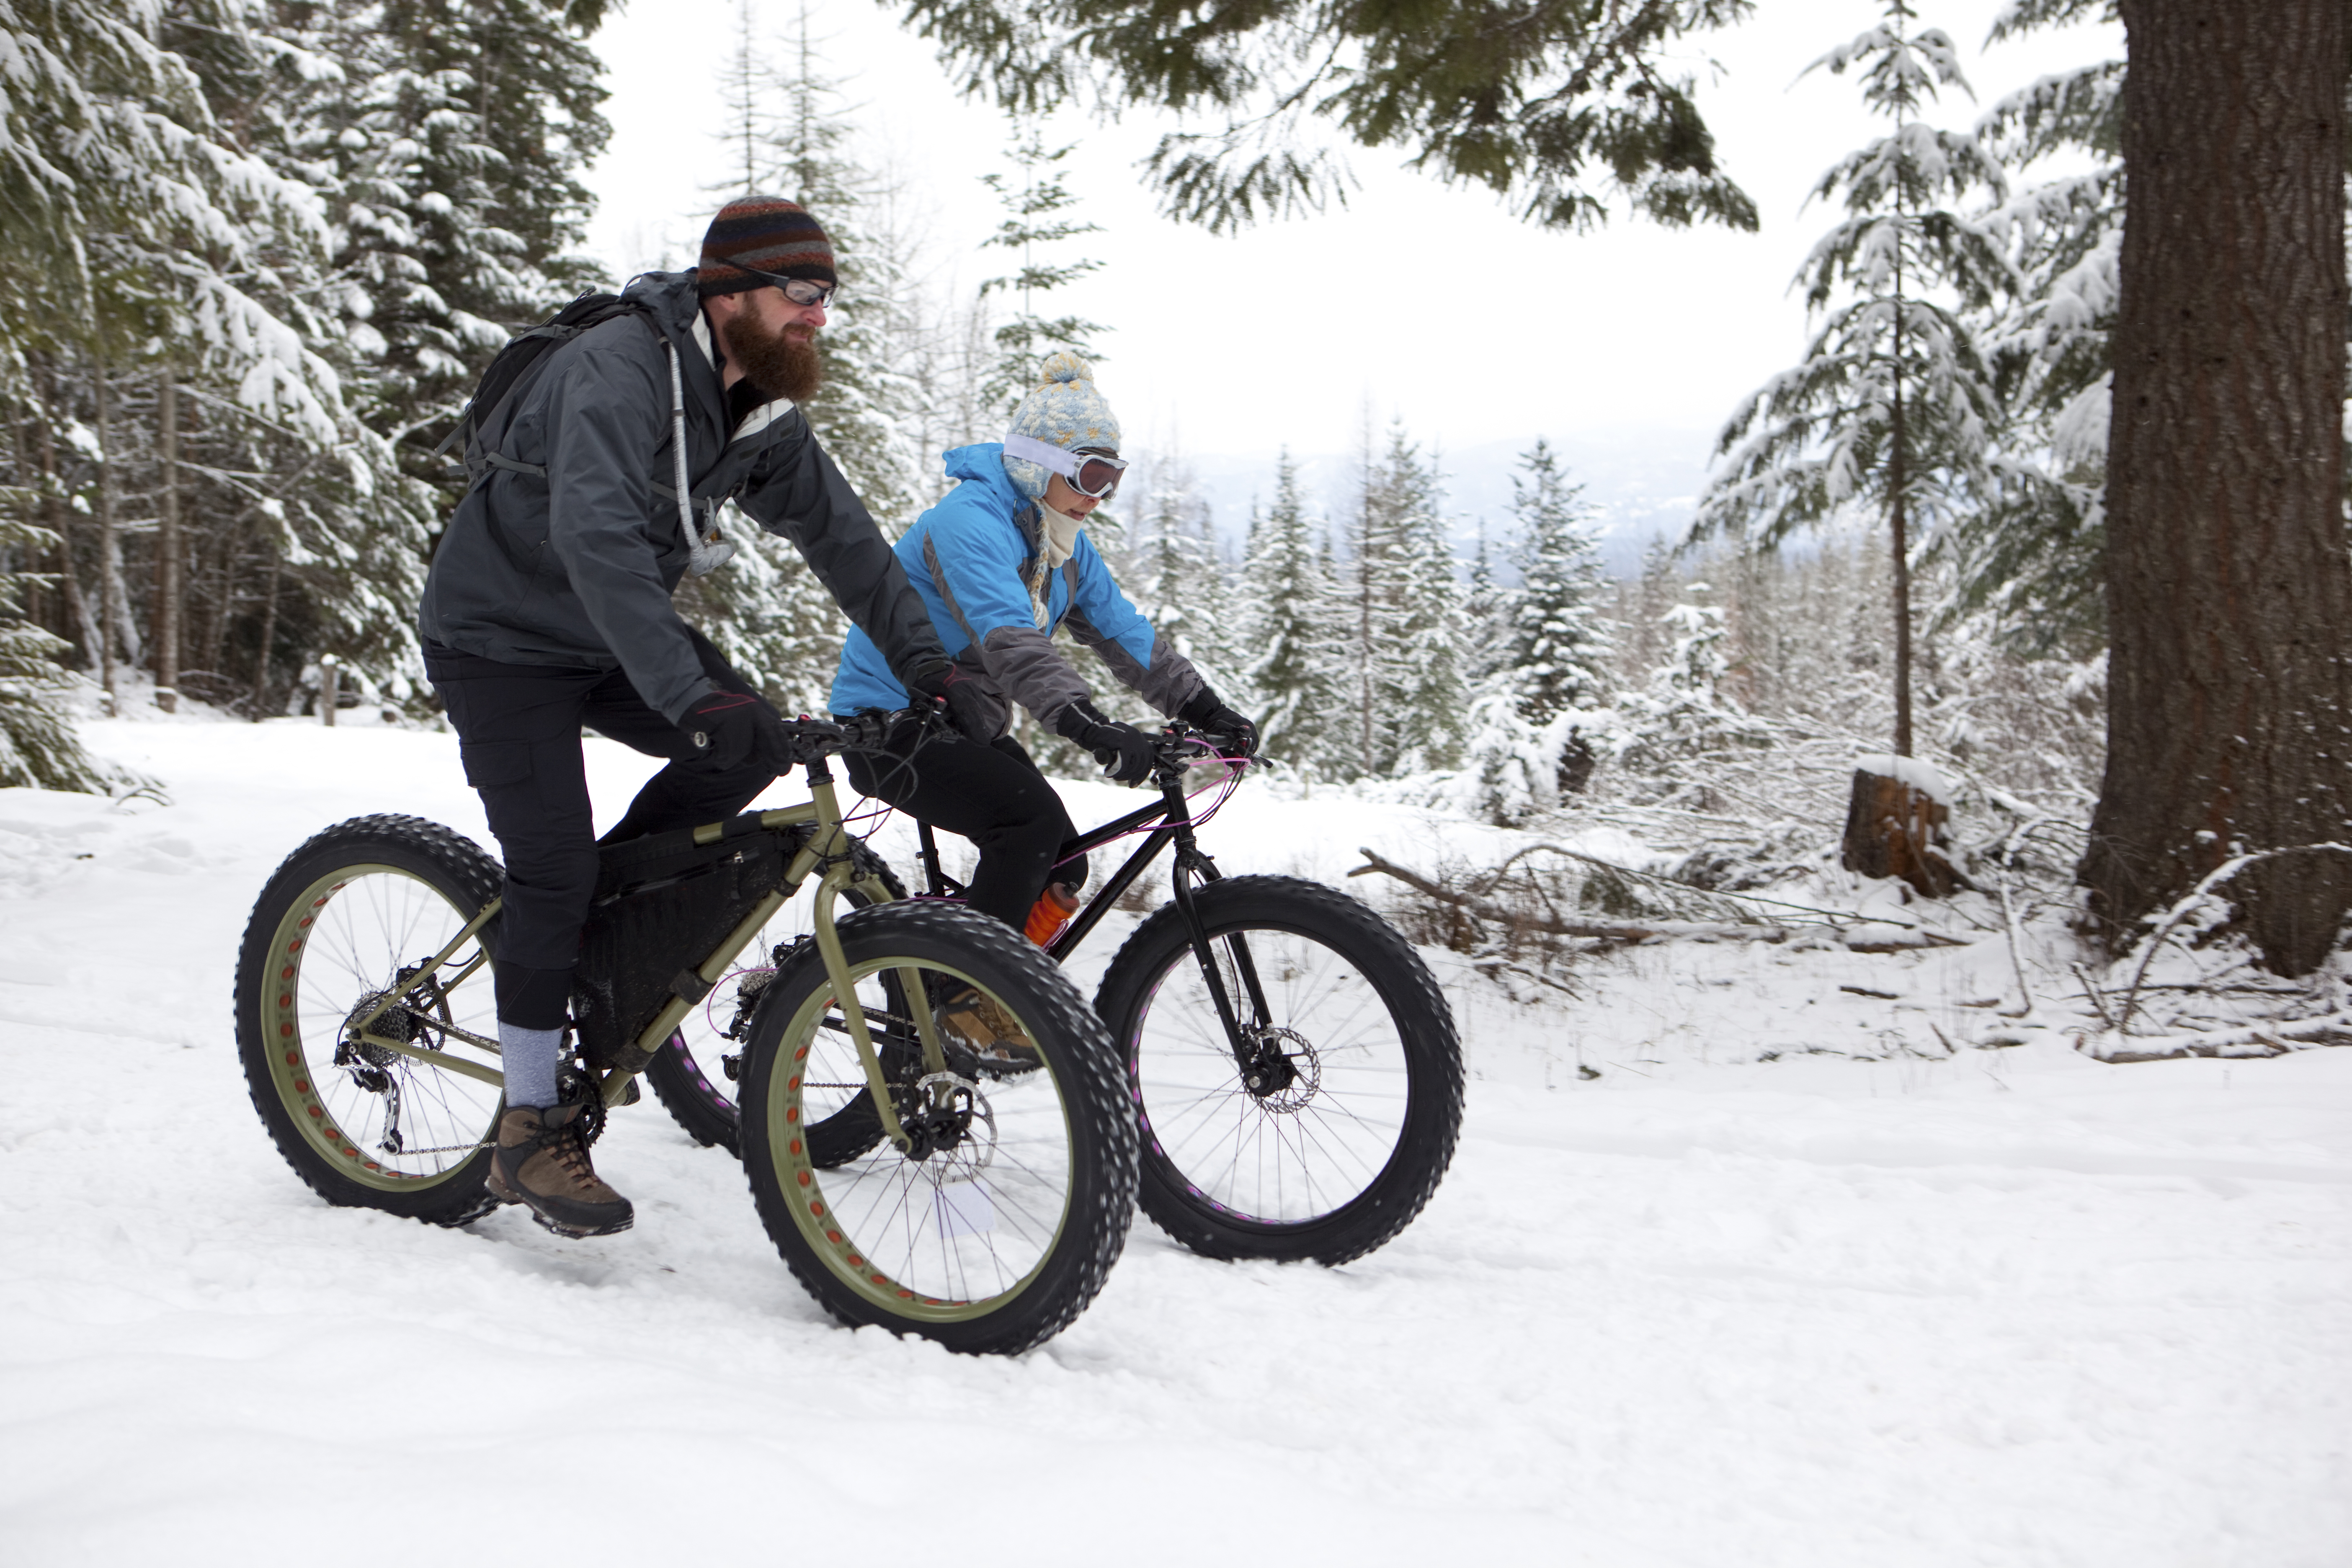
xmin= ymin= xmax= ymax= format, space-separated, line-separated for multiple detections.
xmin=10 ymin=423 xmax=39 ymax=626
xmin=250 ymin=548 xmax=280 ymax=721
xmin=92 ymin=368 xmax=119 ymax=715
xmin=2082 ymin=0 xmax=2352 ymax=975
xmin=1889 ymin=360 xmax=1913 ymax=759
xmin=153 ymin=369 xmax=181 ymax=714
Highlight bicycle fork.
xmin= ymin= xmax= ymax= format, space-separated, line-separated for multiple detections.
xmin=801 ymin=766 xmax=950 ymax=1156
xmin=1161 ymin=805 xmax=1283 ymax=1091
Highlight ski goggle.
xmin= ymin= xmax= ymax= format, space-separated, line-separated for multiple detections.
xmin=1003 ymin=433 xmax=1127 ymax=499
xmin=716 ymin=258 xmax=836 ymax=309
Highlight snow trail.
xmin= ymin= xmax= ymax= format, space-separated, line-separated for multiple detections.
xmin=1 ymin=716 xmax=2344 ymax=1565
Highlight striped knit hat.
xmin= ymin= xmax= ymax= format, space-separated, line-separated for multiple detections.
xmin=696 ymin=194 xmax=835 ymax=297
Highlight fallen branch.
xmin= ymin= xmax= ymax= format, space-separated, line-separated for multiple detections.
xmin=2115 ymin=842 xmax=2352 ymax=1032
xmin=2079 ymin=1010 xmax=2352 ymax=1063
xmin=1348 ymin=848 xmax=1962 ymax=950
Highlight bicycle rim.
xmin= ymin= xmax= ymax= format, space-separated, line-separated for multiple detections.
xmin=1132 ymin=925 xmax=1411 ymax=1225
xmin=763 ymin=957 xmax=1074 ymax=1320
xmin=259 ymin=864 xmax=503 ymax=1189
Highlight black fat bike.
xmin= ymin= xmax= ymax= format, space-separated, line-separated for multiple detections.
xmin=233 ymin=715 xmax=1138 ymax=1356
xmin=645 ymin=725 xmax=1465 ymax=1267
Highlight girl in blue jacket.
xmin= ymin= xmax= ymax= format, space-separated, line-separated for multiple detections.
xmin=830 ymin=355 xmax=1256 ymax=977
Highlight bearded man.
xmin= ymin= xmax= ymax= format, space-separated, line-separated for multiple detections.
xmin=417 ymin=195 xmax=976 ymax=1240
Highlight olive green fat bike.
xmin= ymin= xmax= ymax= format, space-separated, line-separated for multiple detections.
xmin=645 ymin=723 xmax=1466 ymax=1268
xmin=233 ymin=714 xmax=1139 ymax=1356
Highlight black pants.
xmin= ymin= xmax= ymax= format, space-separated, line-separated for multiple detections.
xmin=841 ymin=719 xmax=1085 ymax=931
xmin=427 ymin=633 xmax=773 ymax=1029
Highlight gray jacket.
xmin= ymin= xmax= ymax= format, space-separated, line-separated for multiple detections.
xmin=418 ymin=271 xmax=944 ymax=721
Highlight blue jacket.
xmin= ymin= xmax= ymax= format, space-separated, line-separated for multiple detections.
xmin=831 ymin=443 xmax=1204 ymax=735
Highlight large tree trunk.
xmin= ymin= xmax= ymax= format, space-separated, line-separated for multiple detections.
xmin=2083 ymin=0 xmax=2352 ymax=975
xmin=153 ymin=370 xmax=181 ymax=714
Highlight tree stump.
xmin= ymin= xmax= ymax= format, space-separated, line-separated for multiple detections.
xmin=1840 ymin=756 xmax=1967 ymax=897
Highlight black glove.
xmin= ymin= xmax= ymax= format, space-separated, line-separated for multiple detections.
xmin=681 ymin=685 xmax=794 ymax=773
xmin=1054 ymin=697 xmax=1157 ymax=786
xmin=907 ymin=659 xmax=995 ymax=745
xmin=1179 ymin=687 xmax=1260 ymax=758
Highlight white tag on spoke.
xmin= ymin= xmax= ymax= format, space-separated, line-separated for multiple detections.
xmin=933 ymin=1181 xmax=997 ymax=1239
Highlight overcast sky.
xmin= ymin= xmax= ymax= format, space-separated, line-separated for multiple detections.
xmin=582 ymin=0 xmax=2118 ymax=534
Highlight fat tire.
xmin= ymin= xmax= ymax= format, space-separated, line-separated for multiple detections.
xmin=739 ymin=902 xmax=1137 ymax=1355
xmin=234 ymin=815 xmax=506 ymax=1226
xmin=1095 ymin=875 xmax=1462 ymax=1265
xmin=642 ymin=841 xmax=904 ymax=1156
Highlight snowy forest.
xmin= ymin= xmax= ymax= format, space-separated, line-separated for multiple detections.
xmin=4 ymin=0 xmax=2338 ymax=980
xmin=2 ymin=0 xmax=2347 ymax=1558
xmin=0 ymin=4 xmax=2115 ymax=798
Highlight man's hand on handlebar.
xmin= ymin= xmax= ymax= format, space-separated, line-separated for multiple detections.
xmin=681 ymin=684 xmax=802 ymax=774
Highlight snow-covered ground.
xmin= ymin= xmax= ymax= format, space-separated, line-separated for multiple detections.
xmin=2 ymin=713 xmax=2346 ymax=1565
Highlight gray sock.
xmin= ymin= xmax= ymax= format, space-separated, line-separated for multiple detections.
xmin=498 ymin=1022 xmax=565 ymax=1109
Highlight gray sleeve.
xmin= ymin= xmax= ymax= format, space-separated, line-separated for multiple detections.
xmin=540 ymin=343 xmax=711 ymax=722
xmin=1063 ymin=600 xmax=1208 ymax=717
xmin=735 ymin=420 xmax=948 ymax=690
xmin=917 ymin=534 xmax=1095 ymax=727
xmin=978 ymin=625 xmax=1093 ymax=728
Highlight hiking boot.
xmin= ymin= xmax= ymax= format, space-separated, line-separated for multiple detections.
xmin=935 ymin=985 xmax=1041 ymax=1072
xmin=486 ymin=1101 xmax=634 ymax=1238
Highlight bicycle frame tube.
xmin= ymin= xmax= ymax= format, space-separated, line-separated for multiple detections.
xmin=794 ymin=763 xmax=951 ymax=1152
xmin=347 ymin=895 xmax=502 ymax=1037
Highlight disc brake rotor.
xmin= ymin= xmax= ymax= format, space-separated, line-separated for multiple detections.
xmin=1241 ymin=1026 xmax=1321 ymax=1113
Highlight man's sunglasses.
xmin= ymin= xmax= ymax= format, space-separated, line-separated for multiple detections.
xmin=719 ymin=258 xmax=836 ymax=309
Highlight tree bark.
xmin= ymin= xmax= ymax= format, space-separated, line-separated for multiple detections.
xmin=2083 ymin=0 xmax=2352 ymax=975
xmin=92 ymin=368 xmax=119 ymax=715
xmin=250 ymin=549 xmax=280 ymax=721
xmin=154 ymin=370 xmax=181 ymax=714
xmin=34 ymin=399 xmax=95 ymax=672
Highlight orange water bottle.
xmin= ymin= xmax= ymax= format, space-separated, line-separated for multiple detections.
xmin=1024 ymin=882 xmax=1081 ymax=946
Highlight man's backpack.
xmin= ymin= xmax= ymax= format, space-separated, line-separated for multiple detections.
xmin=429 ymin=291 xmax=652 ymax=479
xmin=429 ymin=289 xmax=740 ymax=575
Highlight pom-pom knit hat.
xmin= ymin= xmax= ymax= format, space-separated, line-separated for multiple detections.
xmin=696 ymin=194 xmax=835 ymax=296
xmin=1001 ymin=352 xmax=1120 ymax=502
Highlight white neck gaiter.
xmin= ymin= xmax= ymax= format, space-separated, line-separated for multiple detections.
xmin=1040 ymin=503 xmax=1084 ymax=569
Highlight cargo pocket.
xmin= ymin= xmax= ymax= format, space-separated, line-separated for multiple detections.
xmin=457 ymin=740 xmax=533 ymax=789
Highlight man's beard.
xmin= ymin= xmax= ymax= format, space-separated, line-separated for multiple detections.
xmin=723 ymin=312 xmax=823 ymax=404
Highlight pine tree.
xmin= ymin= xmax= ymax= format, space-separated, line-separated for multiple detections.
xmin=1942 ymin=25 xmax=2124 ymax=654
xmin=1377 ymin=433 xmax=1468 ymax=772
xmin=1238 ymin=452 xmax=1333 ymax=769
xmin=1692 ymin=0 xmax=2011 ymax=758
xmin=1462 ymin=517 xmax=1506 ymax=690
xmin=0 ymin=503 xmax=108 ymax=790
xmin=1499 ymin=439 xmax=1612 ymax=724
xmin=977 ymin=128 xmax=1106 ymax=417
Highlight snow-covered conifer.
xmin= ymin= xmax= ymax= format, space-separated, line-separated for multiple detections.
xmin=1693 ymin=0 xmax=2011 ymax=758
xmin=1498 ymin=439 xmax=1611 ymax=724
xmin=977 ymin=129 xmax=1106 ymax=418
xmin=1378 ymin=436 xmax=1469 ymax=772
xmin=1239 ymin=453 xmax=1335 ymax=769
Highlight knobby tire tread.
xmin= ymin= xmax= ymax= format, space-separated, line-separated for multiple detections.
xmin=740 ymin=902 xmax=1137 ymax=1355
xmin=234 ymin=815 xmax=506 ymax=1227
xmin=1096 ymin=875 xmax=1463 ymax=1266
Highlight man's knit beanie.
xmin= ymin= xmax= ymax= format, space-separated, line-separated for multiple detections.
xmin=1001 ymin=352 xmax=1120 ymax=503
xmin=697 ymin=194 xmax=835 ymax=296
